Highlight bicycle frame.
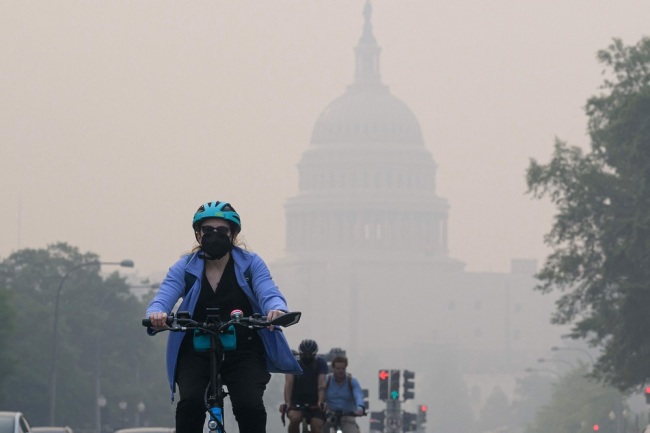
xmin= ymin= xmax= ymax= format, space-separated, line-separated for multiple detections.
xmin=325 ymin=411 xmax=343 ymax=433
xmin=324 ymin=410 xmax=362 ymax=433
xmin=143 ymin=310 xmax=301 ymax=433
xmin=204 ymin=309 xmax=226 ymax=433
xmin=289 ymin=403 xmax=321 ymax=433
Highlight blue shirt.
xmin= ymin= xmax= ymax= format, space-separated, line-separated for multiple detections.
xmin=325 ymin=374 xmax=364 ymax=413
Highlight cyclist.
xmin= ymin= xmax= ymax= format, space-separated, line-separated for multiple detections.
xmin=146 ymin=200 xmax=302 ymax=433
xmin=323 ymin=356 xmax=365 ymax=433
xmin=282 ymin=339 xmax=328 ymax=433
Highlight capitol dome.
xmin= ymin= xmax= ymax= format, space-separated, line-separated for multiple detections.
xmin=281 ymin=0 xmax=460 ymax=270
xmin=309 ymin=2 xmax=424 ymax=146
xmin=310 ymin=86 xmax=425 ymax=145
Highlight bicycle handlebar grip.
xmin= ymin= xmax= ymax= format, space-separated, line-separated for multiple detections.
xmin=141 ymin=316 xmax=174 ymax=327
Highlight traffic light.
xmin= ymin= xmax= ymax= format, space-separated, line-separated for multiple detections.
xmin=592 ymin=424 xmax=599 ymax=431
xmin=403 ymin=370 xmax=415 ymax=400
xmin=417 ymin=404 xmax=428 ymax=429
xmin=402 ymin=411 xmax=417 ymax=432
xmin=389 ymin=370 xmax=400 ymax=400
xmin=645 ymin=386 xmax=650 ymax=404
xmin=378 ymin=370 xmax=389 ymax=401
xmin=369 ymin=411 xmax=385 ymax=432
xmin=362 ymin=388 xmax=369 ymax=411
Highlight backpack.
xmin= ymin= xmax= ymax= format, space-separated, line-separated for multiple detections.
xmin=325 ymin=373 xmax=354 ymax=394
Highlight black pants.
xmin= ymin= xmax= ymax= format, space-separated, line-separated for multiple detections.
xmin=175 ymin=349 xmax=271 ymax=433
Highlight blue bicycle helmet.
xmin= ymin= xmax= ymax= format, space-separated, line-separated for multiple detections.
xmin=192 ymin=201 xmax=241 ymax=233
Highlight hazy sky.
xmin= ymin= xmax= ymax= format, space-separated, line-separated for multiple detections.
xmin=2 ymin=1 xmax=649 ymax=278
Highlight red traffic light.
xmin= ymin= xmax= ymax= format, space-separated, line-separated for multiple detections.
xmin=379 ymin=370 xmax=389 ymax=380
xmin=593 ymin=424 xmax=599 ymax=431
xmin=645 ymin=386 xmax=650 ymax=394
xmin=419 ymin=405 xmax=428 ymax=412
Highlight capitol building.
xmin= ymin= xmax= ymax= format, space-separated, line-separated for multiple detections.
xmin=271 ymin=0 xmax=567 ymax=420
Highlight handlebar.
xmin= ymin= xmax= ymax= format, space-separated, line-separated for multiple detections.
xmin=326 ymin=408 xmax=366 ymax=420
xmin=142 ymin=310 xmax=301 ymax=335
xmin=290 ymin=403 xmax=320 ymax=410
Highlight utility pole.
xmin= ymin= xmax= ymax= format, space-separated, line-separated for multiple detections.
xmin=385 ymin=399 xmax=402 ymax=433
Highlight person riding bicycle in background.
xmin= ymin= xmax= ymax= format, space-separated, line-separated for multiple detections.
xmin=323 ymin=355 xmax=365 ymax=433
xmin=282 ymin=339 xmax=328 ymax=433
xmin=146 ymin=200 xmax=302 ymax=433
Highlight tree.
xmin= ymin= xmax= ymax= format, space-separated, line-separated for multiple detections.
xmin=525 ymin=366 xmax=627 ymax=433
xmin=526 ymin=37 xmax=650 ymax=392
xmin=0 ymin=285 xmax=16 ymax=401
xmin=0 ymin=243 xmax=170 ymax=431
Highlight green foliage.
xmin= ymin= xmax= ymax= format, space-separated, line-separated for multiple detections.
xmin=525 ymin=366 xmax=627 ymax=433
xmin=474 ymin=376 xmax=554 ymax=433
xmin=0 ymin=243 xmax=170 ymax=431
xmin=526 ymin=37 xmax=650 ymax=391
xmin=0 ymin=285 xmax=17 ymax=401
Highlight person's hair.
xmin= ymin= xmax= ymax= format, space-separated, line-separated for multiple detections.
xmin=331 ymin=355 xmax=348 ymax=368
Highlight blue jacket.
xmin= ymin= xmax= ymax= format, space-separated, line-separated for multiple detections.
xmin=146 ymin=247 xmax=303 ymax=400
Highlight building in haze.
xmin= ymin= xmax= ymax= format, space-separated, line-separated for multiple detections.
xmin=272 ymin=0 xmax=567 ymax=418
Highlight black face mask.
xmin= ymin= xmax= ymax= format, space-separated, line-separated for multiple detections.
xmin=201 ymin=231 xmax=233 ymax=260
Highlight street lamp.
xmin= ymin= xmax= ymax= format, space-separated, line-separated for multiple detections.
xmin=49 ymin=259 xmax=134 ymax=424
xmin=525 ymin=367 xmax=561 ymax=379
xmin=97 ymin=395 xmax=107 ymax=433
xmin=537 ymin=357 xmax=576 ymax=369
xmin=94 ymin=280 xmax=155 ymax=433
xmin=609 ymin=404 xmax=628 ymax=433
xmin=118 ymin=401 xmax=128 ymax=428
xmin=128 ymin=282 xmax=160 ymax=302
xmin=136 ymin=401 xmax=145 ymax=427
xmin=94 ymin=289 xmax=120 ymax=433
xmin=551 ymin=346 xmax=595 ymax=365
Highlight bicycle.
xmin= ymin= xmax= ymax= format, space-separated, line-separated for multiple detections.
xmin=142 ymin=309 xmax=301 ymax=433
xmin=280 ymin=402 xmax=324 ymax=433
xmin=323 ymin=409 xmax=365 ymax=433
